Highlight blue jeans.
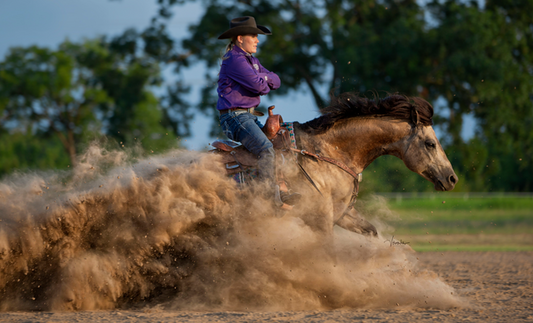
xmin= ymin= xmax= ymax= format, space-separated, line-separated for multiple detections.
xmin=219 ymin=110 xmax=275 ymax=182
xmin=219 ymin=110 xmax=272 ymax=155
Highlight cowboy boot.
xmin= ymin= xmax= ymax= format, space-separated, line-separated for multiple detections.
xmin=257 ymin=147 xmax=276 ymax=183
xmin=258 ymin=148 xmax=302 ymax=207
xmin=274 ymin=185 xmax=302 ymax=206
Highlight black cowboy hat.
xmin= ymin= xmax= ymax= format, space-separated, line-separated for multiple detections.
xmin=218 ymin=16 xmax=272 ymax=40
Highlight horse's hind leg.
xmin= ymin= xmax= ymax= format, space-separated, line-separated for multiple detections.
xmin=336 ymin=209 xmax=378 ymax=237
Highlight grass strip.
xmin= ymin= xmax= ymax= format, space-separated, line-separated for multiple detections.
xmin=412 ymin=245 xmax=533 ymax=252
xmin=386 ymin=196 xmax=533 ymax=210
xmin=382 ymin=197 xmax=533 ymax=235
xmin=387 ymin=233 xmax=533 ymax=252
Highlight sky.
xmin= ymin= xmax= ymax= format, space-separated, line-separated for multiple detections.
xmin=0 ymin=0 xmax=473 ymax=150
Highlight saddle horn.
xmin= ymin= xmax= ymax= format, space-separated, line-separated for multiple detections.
xmin=263 ymin=105 xmax=283 ymax=139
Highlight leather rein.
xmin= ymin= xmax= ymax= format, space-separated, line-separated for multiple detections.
xmin=282 ymin=125 xmax=361 ymax=221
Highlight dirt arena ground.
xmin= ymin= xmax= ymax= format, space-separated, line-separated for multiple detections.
xmin=1 ymin=251 xmax=531 ymax=322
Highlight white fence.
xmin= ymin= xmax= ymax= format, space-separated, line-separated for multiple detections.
xmin=376 ymin=192 xmax=533 ymax=200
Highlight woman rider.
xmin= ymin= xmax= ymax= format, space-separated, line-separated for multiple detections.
xmin=217 ymin=16 xmax=300 ymax=206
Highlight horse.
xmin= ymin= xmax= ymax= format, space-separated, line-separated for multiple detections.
xmin=211 ymin=93 xmax=458 ymax=239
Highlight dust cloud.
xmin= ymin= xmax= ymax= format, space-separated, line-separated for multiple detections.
xmin=0 ymin=145 xmax=463 ymax=311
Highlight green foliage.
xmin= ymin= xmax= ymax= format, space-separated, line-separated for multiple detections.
xmin=0 ymin=130 xmax=70 ymax=176
xmin=0 ymin=44 xmax=108 ymax=165
xmin=426 ymin=0 xmax=533 ymax=191
xmin=129 ymin=92 xmax=178 ymax=153
xmin=0 ymin=27 xmax=187 ymax=174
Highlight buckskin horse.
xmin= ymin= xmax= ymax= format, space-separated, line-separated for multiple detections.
xmin=211 ymin=93 xmax=458 ymax=238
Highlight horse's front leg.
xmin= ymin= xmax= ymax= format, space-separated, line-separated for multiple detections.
xmin=335 ymin=208 xmax=378 ymax=237
xmin=315 ymin=210 xmax=338 ymax=265
xmin=298 ymin=199 xmax=338 ymax=258
xmin=304 ymin=209 xmax=336 ymax=249
xmin=332 ymin=199 xmax=378 ymax=237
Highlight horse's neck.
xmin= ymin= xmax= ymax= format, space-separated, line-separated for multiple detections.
xmin=308 ymin=118 xmax=411 ymax=173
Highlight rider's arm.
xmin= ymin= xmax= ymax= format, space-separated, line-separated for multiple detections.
xmin=226 ymin=55 xmax=272 ymax=95
xmin=256 ymin=61 xmax=281 ymax=90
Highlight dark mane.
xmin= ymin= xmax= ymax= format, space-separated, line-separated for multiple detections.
xmin=299 ymin=93 xmax=434 ymax=134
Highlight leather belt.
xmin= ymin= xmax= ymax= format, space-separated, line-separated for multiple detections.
xmin=219 ymin=107 xmax=253 ymax=115
xmin=219 ymin=107 xmax=264 ymax=117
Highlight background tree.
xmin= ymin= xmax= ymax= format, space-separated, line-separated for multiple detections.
xmin=426 ymin=0 xmax=533 ymax=191
xmin=0 ymin=130 xmax=71 ymax=175
xmin=0 ymin=44 xmax=111 ymax=167
xmin=0 ymin=28 xmax=188 ymax=171
xmin=169 ymin=0 xmax=532 ymax=192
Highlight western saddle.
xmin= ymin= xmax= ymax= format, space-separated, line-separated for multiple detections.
xmin=210 ymin=105 xmax=290 ymax=176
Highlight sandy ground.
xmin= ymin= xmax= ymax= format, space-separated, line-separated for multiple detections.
xmin=1 ymin=251 xmax=531 ymax=322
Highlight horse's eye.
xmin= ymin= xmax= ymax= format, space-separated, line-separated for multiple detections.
xmin=425 ymin=140 xmax=436 ymax=149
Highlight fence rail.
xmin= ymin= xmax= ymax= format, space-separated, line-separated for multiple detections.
xmin=375 ymin=192 xmax=533 ymax=200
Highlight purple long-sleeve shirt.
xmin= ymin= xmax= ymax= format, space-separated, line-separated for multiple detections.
xmin=217 ymin=46 xmax=281 ymax=111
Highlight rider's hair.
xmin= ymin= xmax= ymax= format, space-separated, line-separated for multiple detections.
xmin=222 ymin=36 xmax=239 ymax=61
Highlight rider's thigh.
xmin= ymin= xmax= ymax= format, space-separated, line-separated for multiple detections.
xmin=234 ymin=114 xmax=273 ymax=156
xmin=219 ymin=113 xmax=237 ymax=141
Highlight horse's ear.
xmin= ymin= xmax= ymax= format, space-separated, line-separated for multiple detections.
xmin=411 ymin=109 xmax=420 ymax=125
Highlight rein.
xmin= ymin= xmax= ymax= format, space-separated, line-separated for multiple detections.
xmin=282 ymin=124 xmax=361 ymax=221
xmin=288 ymin=148 xmax=360 ymax=180
xmin=289 ymin=148 xmax=360 ymax=219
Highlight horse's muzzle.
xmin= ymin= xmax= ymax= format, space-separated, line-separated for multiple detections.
xmin=423 ymin=169 xmax=458 ymax=191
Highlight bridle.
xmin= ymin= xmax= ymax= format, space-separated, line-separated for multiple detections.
xmin=402 ymin=124 xmax=421 ymax=158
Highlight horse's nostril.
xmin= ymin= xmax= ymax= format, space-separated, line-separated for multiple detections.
xmin=449 ymin=174 xmax=457 ymax=184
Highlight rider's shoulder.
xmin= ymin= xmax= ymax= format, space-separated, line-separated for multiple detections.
xmin=223 ymin=50 xmax=247 ymax=66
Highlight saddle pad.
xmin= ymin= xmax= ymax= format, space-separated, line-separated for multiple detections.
xmin=231 ymin=168 xmax=259 ymax=183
